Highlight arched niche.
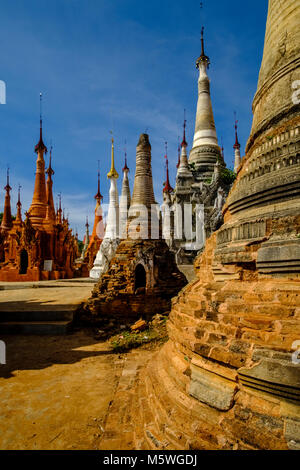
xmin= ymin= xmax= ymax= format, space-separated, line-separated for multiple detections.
xmin=134 ymin=264 xmax=146 ymax=292
xmin=19 ymin=249 xmax=29 ymax=275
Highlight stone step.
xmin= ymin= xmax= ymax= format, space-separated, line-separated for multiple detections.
xmin=0 ymin=320 xmax=72 ymax=335
xmin=0 ymin=278 xmax=96 ymax=291
xmin=0 ymin=310 xmax=74 ymax=322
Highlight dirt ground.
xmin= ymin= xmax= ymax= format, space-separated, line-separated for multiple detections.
xmin=0 ymin=329 xmax=155 ymax=450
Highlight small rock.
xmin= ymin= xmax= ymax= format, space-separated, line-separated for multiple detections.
xmin=131 ymin=319 xmax=147 ymax=332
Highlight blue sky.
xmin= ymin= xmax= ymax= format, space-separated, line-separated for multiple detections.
xmin=0 ymin=0 xmax=268 ymax=238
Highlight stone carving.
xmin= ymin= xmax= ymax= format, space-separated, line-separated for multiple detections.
xmin=85 ymin=134 xmax=187 ymax=323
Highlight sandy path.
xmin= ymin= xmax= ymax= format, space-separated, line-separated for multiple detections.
xmin=0 ymin=330 xmax=154 ymax=450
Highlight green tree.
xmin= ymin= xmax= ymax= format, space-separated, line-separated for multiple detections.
xmin=77 ymin=240 xmax=84 ymax=253
xmin=221 ymin=168 xmax=236 ymax=185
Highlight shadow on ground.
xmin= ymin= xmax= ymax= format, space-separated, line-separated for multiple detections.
xmin=0 ymin=328 xmax=114 ymax=379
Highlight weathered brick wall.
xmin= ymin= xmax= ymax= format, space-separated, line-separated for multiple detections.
xmin=125 ymin=0 xmax=300 ymax=450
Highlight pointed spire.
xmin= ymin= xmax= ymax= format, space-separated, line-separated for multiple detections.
xmin=45 ymin=144 xmax=56 ymax=224
xmin=196 ymin=26 xmax=210 ymax=69
xmin=233 ymin=114 xmax=242 ymax=173
xmin=181 ymin=110 xmax=187 ymax=148
xmin=177 ymin=116 xmax=193 ymax=178
xmin=176 ymin=136 xmax=181 ymax=169
xmin=34 ymin=93 xmax=47 ymax=154
xmin=16 ymin=184 xmax=22 ymax=223
xmin=120 ymin=145 xmax=131 ymax=238
xmin=1 ymin=168 xmax=13 ymax=231
xmin=107 ymin=134 xmax=119 ymax=179
xmin=4 ymin=167 xmax=11 ymax=192
xmin=163 ymin=142 xmax=173 ymax=194
xmin=46 ymin=144 xmax=54 ymax=177
xmin=29 ymin=94 xmax=48 ymax=226
xmin=88 ymin=163 xmax=105 ymax=249
xmin=84 ymin=216 xmax=89 ymax=244
xmin=57 ymin=193 xmax=62 ymax=224
xmin=233 ymin=113 xmax=241 ymax=150
xmin=189 ymin=26 xmax=221 ymax=175
xmin=121 ymin=145 xmax=131 ymax=206
xmin=95 ymin=161 xmax=103 ymax=202
xmin=81 ymin=216 xmax=90 ymax=260
xmin=123 ymin=142 xmax=129 ymax=172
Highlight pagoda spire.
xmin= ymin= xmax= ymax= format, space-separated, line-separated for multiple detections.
xmin=177 ymin=114 xmax=192 ymax=178
xmin=196 ymin=26 xmax=210 ymax=69
xmin=120 ymin=145 xmax=131 ymax=239
xmin=122 ymin=145 xmax=129 ymax=173
xmin=1 ymin=168 xmax=13 ymax=231
xmin=28 ymin=93 xmax=48 ymax=227
xmin=107 ymin=135 xmax=119 ymax=179
xmin=45 ymin=145 xmax=56 ymax=223
xmin=176 ymin=137 xmax=181 ymax=169
xmin=34 ymin=93 xmax=47 ymax=154
xmin=128 ymin=133 xmax=159 ymax=239
xmin=130 ymin=133 xmax=156 ymax=209
xmin=95 ymin=161 xmax=103 ymax=203
xmin=90 ymin=136 xmax=120 ymax=278
xmin=233 ymin=113 xmax=242 ymax=173
xmin=163 ymin=142 xmax=173 ymax=194
xmin=56 ymin=193 xmax=62 ymax=224
xmin=81 ymin=216 xmax=90 ymax=260
xmin=15 ymin=184 xmax=22 ymax=224
xmin=189 ymin=27 xmax=221 ymax=176
xmin=89 ymin=162 xmax=105 ymax=248
xmin=181 ymin=110 xmax=187 ymax=147
xmin=121 ymin=147 xmax=131 ymax=208
xmin=104 ymin=136 xmax=120 ymax=239
xmin=85 ymin=216 xmax=89 ymax=242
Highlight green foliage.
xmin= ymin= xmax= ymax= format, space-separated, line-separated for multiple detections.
xmin=77 ymin=240 xmax=84 ymax=253
xmin=110 ymin=329 xmax=162 ymax=353
xmin=221 ymin=168 xmax=236 ymax=185
xmin=110 ymin=319 xmax=168 ymax=353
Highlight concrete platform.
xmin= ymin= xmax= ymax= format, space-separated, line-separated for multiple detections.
xmin=0 ymin=278 xmax=95 ymax=290
xmin=0 ymin=278 xmax=96 ymax=335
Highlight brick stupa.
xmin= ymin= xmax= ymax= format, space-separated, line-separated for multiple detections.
xmin=87 ymin=133 xmax=187 ymax=324
xmin=111 ymin=0 xmax=300 ymax=450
